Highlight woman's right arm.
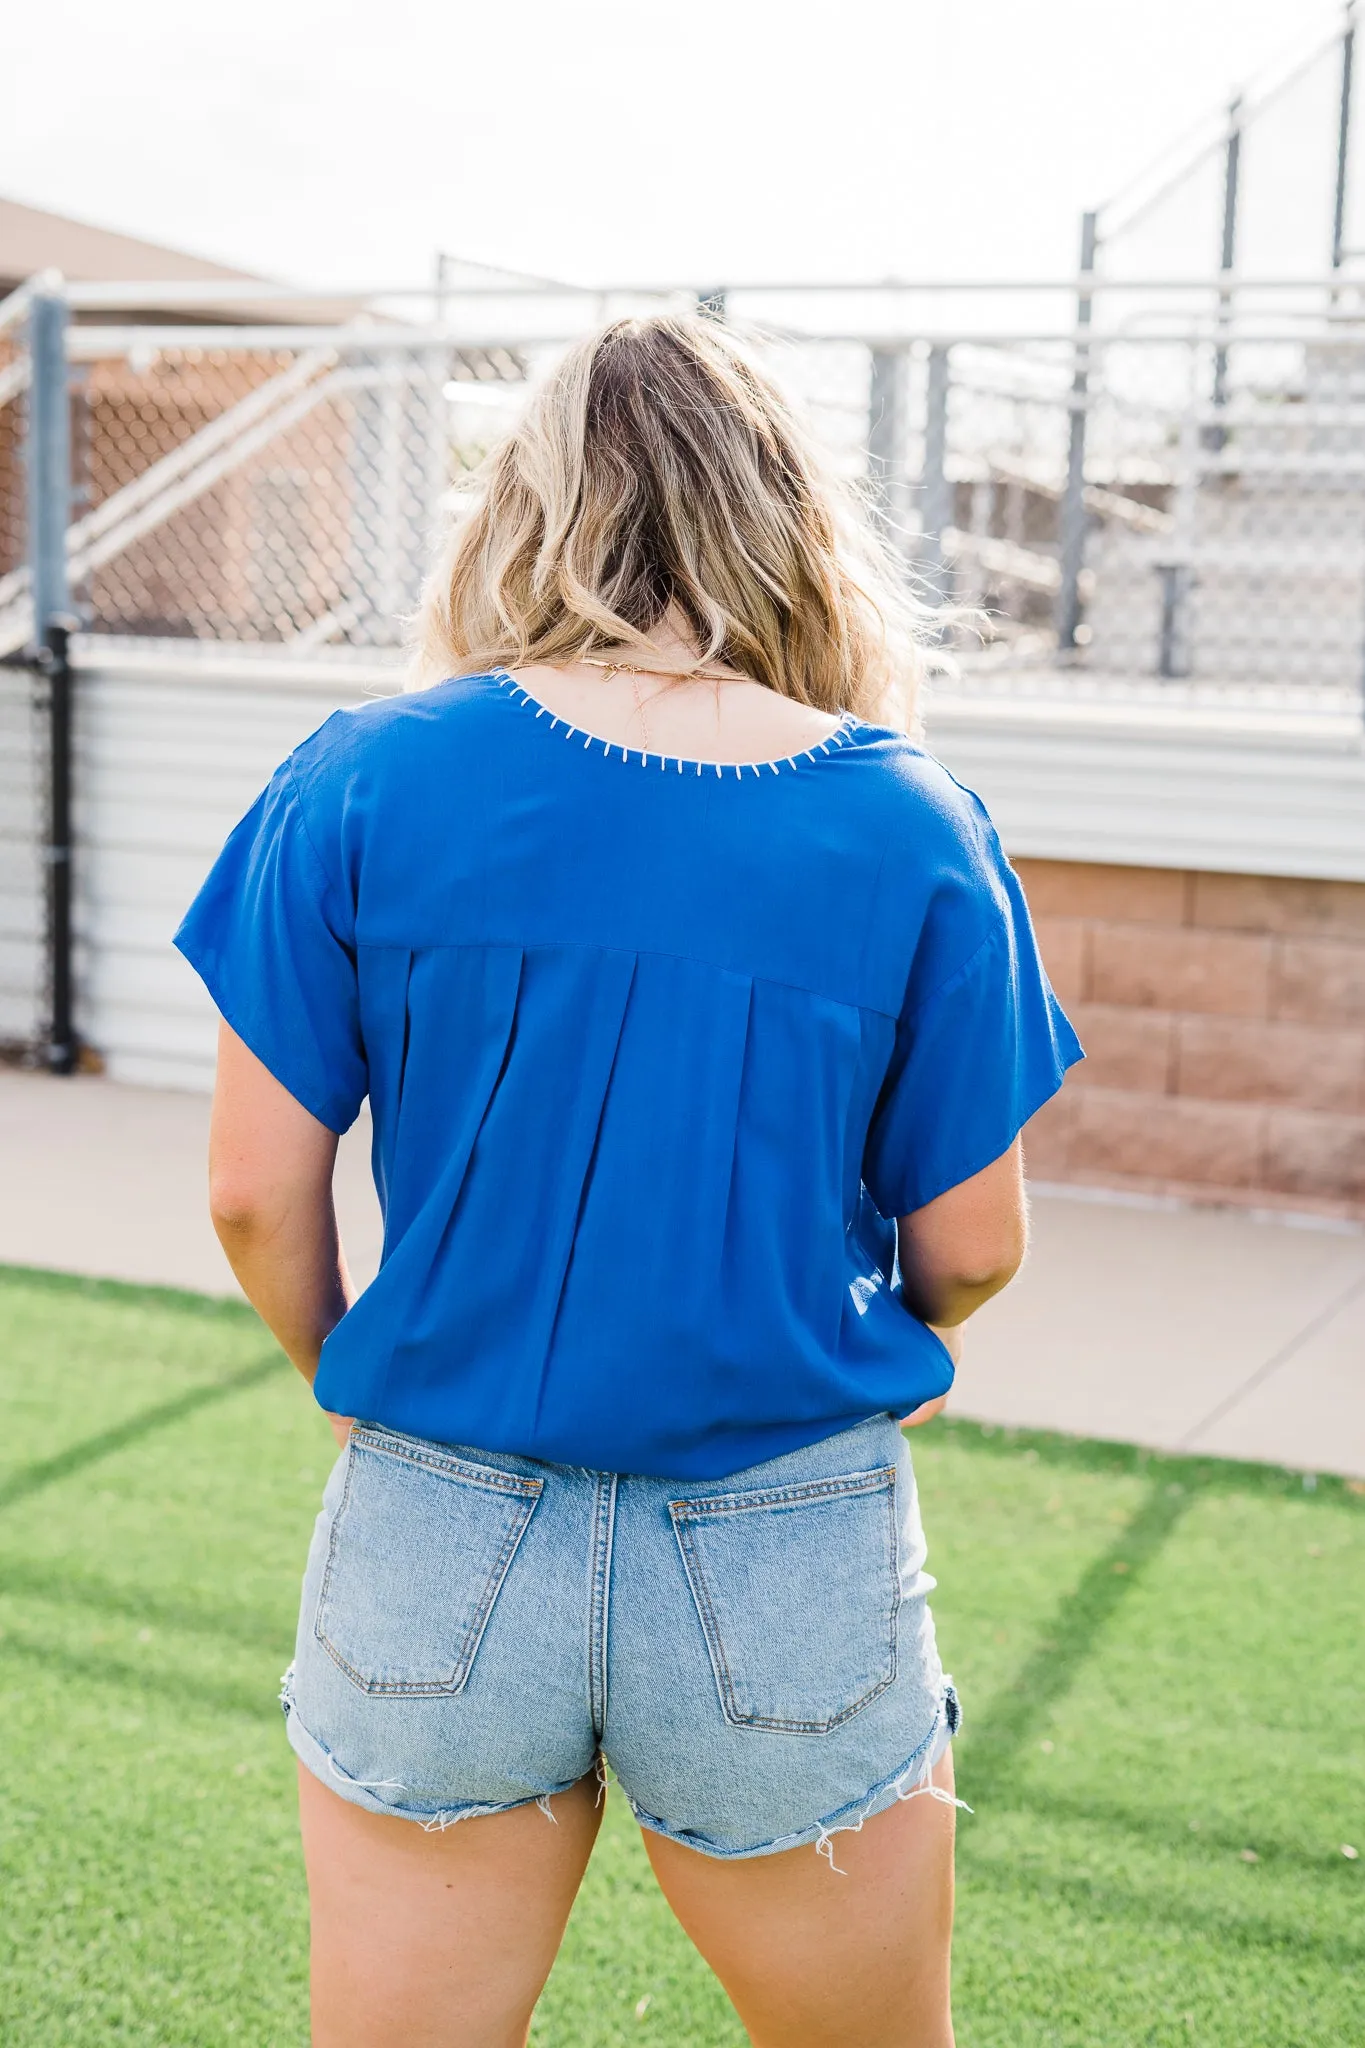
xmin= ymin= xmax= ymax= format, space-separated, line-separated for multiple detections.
xmin=894 ymin=1139 xmax=1027 ymax=1427
xmin=896 ymin=1137 xmax=1028 ymax=1331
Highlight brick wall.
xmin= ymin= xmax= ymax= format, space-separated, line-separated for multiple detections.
xmin=1018 ymin=861 xmax=1365 ymax=1217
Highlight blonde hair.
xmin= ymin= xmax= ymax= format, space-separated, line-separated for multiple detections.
xmin=414 ymin=314 xmax=927 ymax=725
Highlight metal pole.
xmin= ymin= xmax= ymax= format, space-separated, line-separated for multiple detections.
xmin=26 ymin=282 xmax=70 ymax=639
xmin=1333 ymin=3 xmax=1356 ymax=271
xmin=919 ymin=342 xmax=951 ymax=598
xmin=867 ymin=345 xmax=908 ymax=543
xmin=1156 ymin=379 xmax=1200 ymax=680
xmin=24 ymin=281 xmax=77 ymax=1074
xmin=1155 ymin=563 xmax=1191 ymax=679
xmin=1055 ymin=210 xmax=1097 ymax=653
xmin=1209 ymin=98 xmax=1241 ymax=431
xmin=44 ymin=618 xmax=76 ymax=1075
xmin=433 ymin=250 xmax=453 ymax=325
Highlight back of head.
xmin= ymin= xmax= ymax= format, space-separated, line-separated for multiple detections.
xmin=416 ymin=314 xmax=926 ymax=725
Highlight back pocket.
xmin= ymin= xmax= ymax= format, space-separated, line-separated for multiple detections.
xmin=315 ymin=1427 xmax=542 ymax=1695
xmin=669 ymin=1466 xmax=900 ymax=1734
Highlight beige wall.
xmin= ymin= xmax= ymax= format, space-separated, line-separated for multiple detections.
xmin=1020 ymin=860 xmax=1365 ymax=1217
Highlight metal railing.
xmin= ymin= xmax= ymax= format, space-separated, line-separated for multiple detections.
xmin=6 ymin=269 xmax=1365 ymax=693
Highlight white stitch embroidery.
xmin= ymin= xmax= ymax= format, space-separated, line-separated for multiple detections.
xmin=495 ymin=677 xmax=860 ymax=772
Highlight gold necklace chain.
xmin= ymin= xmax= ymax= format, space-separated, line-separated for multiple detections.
xmin=580 ymin=655 xmax=739 ymax=754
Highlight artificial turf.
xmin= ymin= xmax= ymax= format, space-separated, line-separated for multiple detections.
xmin=0 ymin=1262 xmax=1360 ymax=2046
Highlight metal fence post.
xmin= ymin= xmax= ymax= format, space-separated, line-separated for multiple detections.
xmin=868 ymin=346 xmax=908 ymax=545
xmin=1333 ymin=3 xmax=1357 ymax=272
xmin=1208 ymin=98 xmax=1242 ymax=441
xmin=27 ymin=282 xmax=70 ymax=640
xmin=919 ymin=343 xmax=952 ymax=598
xmin=1055 ymin=210 xmax=1097 ymax=654
xmin=25 ymin=280 xmax=76 ymax=1075
xmin=43 ymin=619 xmax=75 ymax=1074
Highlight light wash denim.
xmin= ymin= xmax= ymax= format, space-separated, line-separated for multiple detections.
xmin=281 ymin=1412 xmax=961 ymax=1861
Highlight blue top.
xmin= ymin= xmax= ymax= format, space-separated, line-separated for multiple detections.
xmin=176 ymin=670 xmax=1081 ymax=1478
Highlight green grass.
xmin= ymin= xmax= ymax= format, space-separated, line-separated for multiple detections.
xmin=0 ymin=1263 xmax=1361 ymax=2047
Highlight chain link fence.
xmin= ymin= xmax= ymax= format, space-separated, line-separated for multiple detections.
xmin=903 ymin=317 xmax=1365 ymax=707
xmin=52 ymin=336 xmax=529 ymax=651
xmin=4 ymin=300 xmax=1365 ymax=709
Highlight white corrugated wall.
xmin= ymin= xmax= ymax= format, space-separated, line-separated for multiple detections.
xmin=71 ymin=644 xmax=401 ymax=1092
xmin=0 ymin=667 xmax=44 ymax=1050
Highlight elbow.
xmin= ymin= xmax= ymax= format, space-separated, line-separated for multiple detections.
xmin=906 ymin=1230 xmax=1027 ymax=1326
xmin=208 ymin=1172 xmax=281 ymax=1246
xmin=959 ymin=1229 xmax=1027 ymax=1300
xmin=957 ymin=1219 xmax=1028 ymax=1305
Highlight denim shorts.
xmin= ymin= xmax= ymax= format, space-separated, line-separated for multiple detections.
xmin=281 ymin=1411 xmax=960 ymax=1861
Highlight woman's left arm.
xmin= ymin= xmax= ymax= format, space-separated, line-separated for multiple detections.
xmin=208 ymin=1021 xmax=355 ymax=1444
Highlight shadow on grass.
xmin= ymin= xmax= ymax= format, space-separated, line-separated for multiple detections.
xmin=941 ymin=1417 xmax=1365 ymax=1931
xmin=0 ymin=1624 xmax=279 ymax=1723
xmin=958 ymin=1471 xmax=1196 ymax=1807
xmin=0 ymin=1260 xmax=261 ymax=1320
xmin=932 ymin=1415 xmax=1365 ymax=1508
xmin=0 ymin=1353 xmax=285 ymax=1511
xmin=960 ymin=1850 xmax=1365 ymax=1972
xmin=979 ymin=1779 xmax=1365 ymax=1886
xmin=0 ymin=1557 xmax=299 ymax=1656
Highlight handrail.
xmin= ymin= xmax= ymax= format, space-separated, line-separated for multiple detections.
xmin=0 ymin=284 xmax=32 ymax=337
xmin=54 ymin=272 xmax=1365 ymax=313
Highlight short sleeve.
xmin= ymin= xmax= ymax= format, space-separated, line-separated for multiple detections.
xmin=174 ymin=757 xmax=367 ymax=1133
xmin=862 ymin=798 xmax=1082 ymax=1218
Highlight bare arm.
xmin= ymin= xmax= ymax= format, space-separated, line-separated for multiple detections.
xmin=897 ymin=1137 xmax=1027 ymax=1327
xmin=895 ymin=1138 xmax=1028 ymax=1423
xmin=208 ymin=1022 xmax=355 ymax=1435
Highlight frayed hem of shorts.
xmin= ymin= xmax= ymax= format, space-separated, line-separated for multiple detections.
xmin=279 ymin=1667 xmax=579 ymax=1833
xmin=626 ymin=1679 xmax=968 ymax=1868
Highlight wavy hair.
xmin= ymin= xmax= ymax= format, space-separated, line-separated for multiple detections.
xmin=414 ymin=313 xmax=928 ymax=725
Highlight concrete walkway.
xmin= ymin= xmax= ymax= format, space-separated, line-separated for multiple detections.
xmin=2 ymin=1067 xmax=1362 ymax=1478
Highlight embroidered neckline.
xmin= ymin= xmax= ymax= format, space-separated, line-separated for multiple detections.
xmin=489 ymin=670 xmax=863 ymax=776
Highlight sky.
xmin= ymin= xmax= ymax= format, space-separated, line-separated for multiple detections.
xmin=2 ymin=0 xmax=1351 ymax=293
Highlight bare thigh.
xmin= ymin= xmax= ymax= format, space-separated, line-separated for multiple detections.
xmin=642 ymin=1748 xmax=958 ymax=2048
xmin=298 ymin=1762 xmax=603 ymax=2048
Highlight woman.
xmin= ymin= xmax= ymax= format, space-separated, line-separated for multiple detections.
xmin=177 ymin=315 xmax=1080 ymax=2048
